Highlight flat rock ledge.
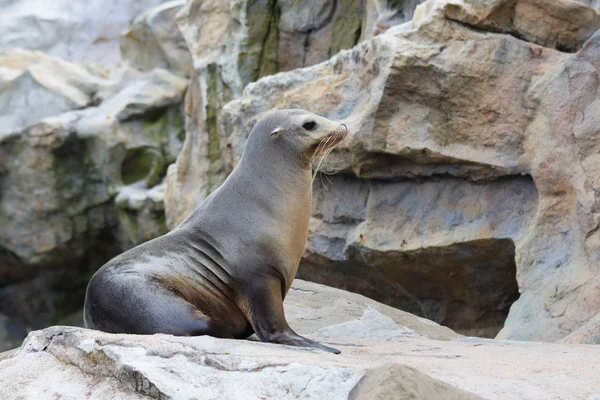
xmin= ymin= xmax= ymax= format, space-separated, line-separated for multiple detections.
xmin=1 ymin=281 xmax=599 ymax=400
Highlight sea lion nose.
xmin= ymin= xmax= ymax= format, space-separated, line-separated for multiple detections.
xmin=339 ymin=123 xmax=348 ymax=136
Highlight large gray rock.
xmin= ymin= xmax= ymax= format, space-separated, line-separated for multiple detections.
xmin=120 ymin=0 xmax=192 ymax=77
xmin=0 ymin=0 xmax=176 ymax=67
xmin=164 ymin=0 xmax=600 ymax=343
xmin=1 ymin=281 xmax=599 ymax=400
xmin=0 ymin=47 xmax=186 ymax=348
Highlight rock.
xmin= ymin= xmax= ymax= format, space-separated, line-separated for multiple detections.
xmin=164 ymin=0 xmax=424 ymax=227
xmin=372 ymin=0 xmax=426 ymax=36
xmin=164 ymin=0 xmax=600 ymax=343
xmin=441 ymin=0 xmax=600 ymax=52
xmin=1 ymin=281 xmax=600 ymax=400
xmin=284 ymin=280 xmax=458 ymax=340
xmin=120 ymin=1 xmax=192 ymax=77
xmin=0 ymin=0 xmax=177 ymax=67
xmin=0 ymin=48 xmax=108 ymax=136
xmin=115 ymin=182 xmax=169 ymax=249
xmin=317 ymin=308 xmax=417 ymax=339
xmin=349 ymin=363 xmax=484 ymax=400
xmin=560 ymin=312 xmax=600 ymax=344
xmin=0 ymin=48 xmax=186 ymax=341
xmin=0 ymin=348 xmax=17 ymax=362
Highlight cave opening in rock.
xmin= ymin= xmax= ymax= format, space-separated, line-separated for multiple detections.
xmin=299 ymin=238 xmax=520 ymax=338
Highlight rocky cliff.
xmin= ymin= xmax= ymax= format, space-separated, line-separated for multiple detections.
xmin=0 ymin=0 xmax=189 ymax=349
xmin=165 ymin=0 xmax=600 ymax=343
xmin=0 ymin=0 xmax=423 ymax=350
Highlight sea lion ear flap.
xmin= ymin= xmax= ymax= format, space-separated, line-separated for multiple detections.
xmin=270 ymin=127 xmax=281 ymax=137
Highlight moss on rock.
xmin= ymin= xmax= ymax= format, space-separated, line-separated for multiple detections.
xmin=330 ymin=0 xmax=362 ymax=57
xmin=120 ymin=146 xmax=166 ymax=187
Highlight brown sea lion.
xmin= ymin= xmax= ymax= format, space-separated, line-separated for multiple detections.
xmin=84 ymin=109 xmax=347 ymax=353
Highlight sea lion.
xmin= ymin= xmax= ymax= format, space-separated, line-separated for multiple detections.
xmin=84 ymin=109 xmax=346 ymax=353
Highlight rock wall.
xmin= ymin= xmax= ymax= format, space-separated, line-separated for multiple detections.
xmin=164 ymin=0 xmax=424 ymax=225
xmin=0 ymin=0 xmax=419 ymax=351
xmin=164 ymin=0 xmax=600 ymax=342
xmin=0 ymin=3 xmax=189 ymax=350
xmin=0 ymin=0 xmax=177 ymax=67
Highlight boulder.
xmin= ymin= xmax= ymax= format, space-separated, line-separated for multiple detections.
xmin=164 ymin=0 xmax=600 ymax=342
xmin=0 ymin=0 xmax=177 ymax=67
xmin=560 ymin=311 xmax=600 ymax=344
xmin=442 ymin=0 xmax=600 ymax=52
xmin=120 ymin=1 xmax=192 ymax=77
xmin=349 ymin=364 xmax=483 ymax=400
xmin=1 ymin=280 xmax=599 ymax=400
xmin=0 ymin=48 xmax=186 ymax=346
xmin=115 ymin=183 xmax=169 ymax=249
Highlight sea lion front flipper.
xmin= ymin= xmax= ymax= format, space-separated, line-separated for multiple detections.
xmin=242 ymin=278 xmax=341 ymax=354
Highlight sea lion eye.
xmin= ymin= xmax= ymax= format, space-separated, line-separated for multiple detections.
xmin=303 ymin=121 xmax=317 ymax=130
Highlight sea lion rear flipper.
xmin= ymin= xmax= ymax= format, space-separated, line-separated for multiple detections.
xmin=242 ymin=278 xmax=341 ymax=354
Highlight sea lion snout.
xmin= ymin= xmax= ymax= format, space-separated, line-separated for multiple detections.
xmin=332 ymin=123 xmax=348 ymax=142
xmin=322 ymin=122 xmax=348 ymax=147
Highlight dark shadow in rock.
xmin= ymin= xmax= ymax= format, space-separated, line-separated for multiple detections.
xmin=0 ymin=228 xmax=122 ymax=348
xmin=300 ymin=238 xmax=520 ymax=338
xmin=303 ymin=172 xmax=535 ymax=338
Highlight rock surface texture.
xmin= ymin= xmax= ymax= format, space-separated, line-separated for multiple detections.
xmin=165 ymin=0 xmax=600 ymax=343
xmin=0 ymin=0 xmax=178 ymax=67
xmin=164 ymin=0 xmax=423 ymax=226
xmin=0 ymin=2 xmax=188 ymax=349
xmin=1 ymin=281 xmax=599 ymax=400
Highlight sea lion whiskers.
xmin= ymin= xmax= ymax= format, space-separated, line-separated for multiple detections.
xmin=311 ymin=135 xmax=337 ymax=182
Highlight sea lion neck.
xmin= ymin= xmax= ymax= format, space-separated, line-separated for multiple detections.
xmin=233 ymin=144 xmax=313 ymax=210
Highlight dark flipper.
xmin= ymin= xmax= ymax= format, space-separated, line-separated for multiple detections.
xmin=241 ymin=277 xmax=341 ymax=354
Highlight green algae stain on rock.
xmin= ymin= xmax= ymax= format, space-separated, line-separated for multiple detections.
xmin=206 ymin=64 xmax=221 ymax=166
xmin=237 ymin=0 xmax=278 ymax=84
xmin=140 ymin=106 xmax=185 ymax=163
xmin=116 ymin=208 xmax=139 ymax=248
xmin=120 ymin=146 xmax=166 ymax=187
xmin=330 ymin=0 xmax=362 ymax=57
xmin=258 ymin=0 xmax=280 ymax=79
xmin=142 ymin=112 xmax=169 ymax=144
xmin=116 ymin=207 xmax=169 ymax=249
xmin=172 ymin=107 xmax=186 ymax=146
xmin=205 ymin=63 xmax=234 ymax=192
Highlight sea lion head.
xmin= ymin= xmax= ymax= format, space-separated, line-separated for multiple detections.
xmin=244 ymin=109 xmax=348 ymax=169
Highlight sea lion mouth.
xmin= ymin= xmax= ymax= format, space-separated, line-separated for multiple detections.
xmin=309 ymin=123 xmax=348 ymax=180
xmin=313 ymin=124 xmax=348 ymax=155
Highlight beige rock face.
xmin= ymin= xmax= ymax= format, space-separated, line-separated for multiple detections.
xmin=349 ymin=364 xmax=484 ymax=400
xmin=561 ymin=311 xmax=600 ymax=344
xmin=165 ymin=0 xmax=600 ymax=342
xmin=1 ymin=281 xmax=599 ymax=400
xmin=164 ymin=0 xmax=423 ymax=227
xmin=442 ymin=0 xmax=600 ymax=52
